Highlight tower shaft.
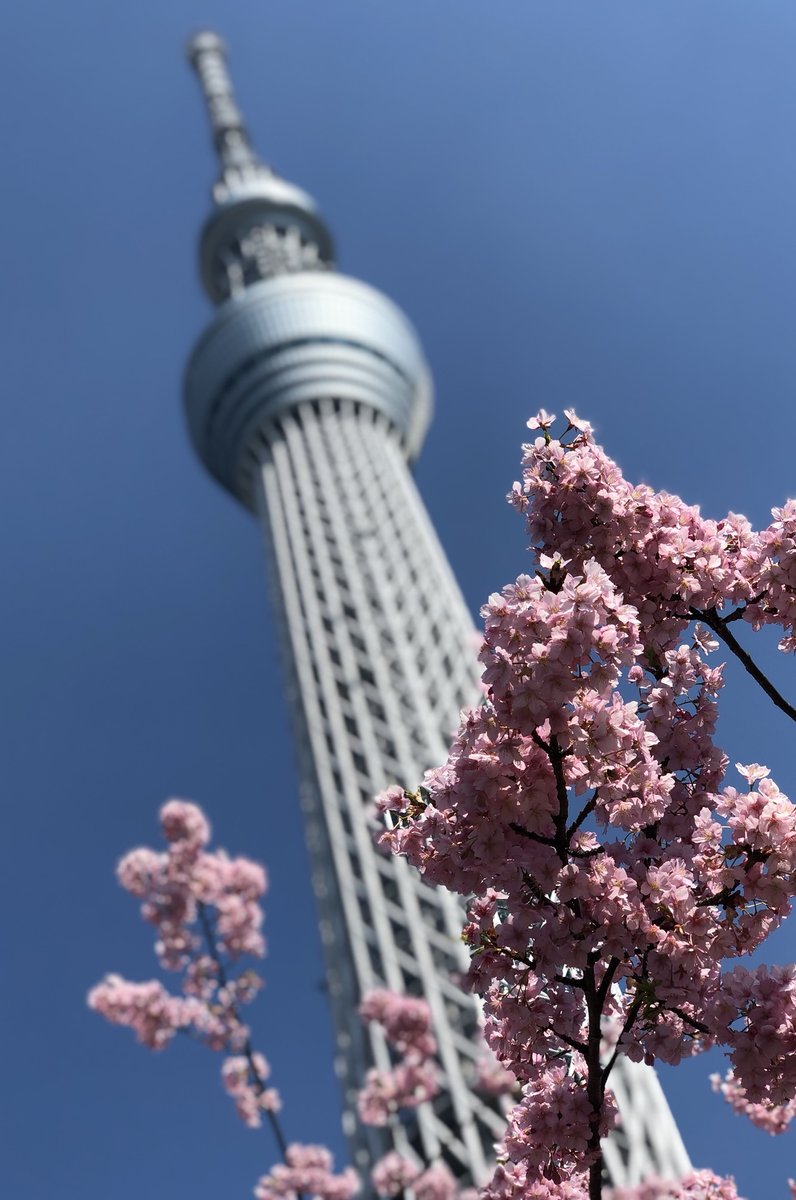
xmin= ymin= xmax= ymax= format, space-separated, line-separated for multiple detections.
xmin=255 ymin=396 xmax=503 ymax=1176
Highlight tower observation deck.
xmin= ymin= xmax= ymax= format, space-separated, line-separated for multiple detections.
xmin=183 ymin=31 xmax=691 ymax=1190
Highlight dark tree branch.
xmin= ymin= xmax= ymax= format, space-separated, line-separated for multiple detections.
xmin=596 ymin=958 xmax=620 ymax=1008
xmin=720 ymin=596 xmax=766 ymax=625
xmin=555 ymin=972 xmax=586 ymax=991
xmin=691 ymin=607 xmax=796 ymax=724
xmin=548 ymin=735 xmax=570 ymax=864
xmin=583 ymin=963 xmax=605 ymax=1200
xmin=601 ymin=953 xmax=650 ymax=1088
xmin=667 ymin=1005 xmax=712 ymax=1036
xmin=510 ymin=822 xmax=557 ymax=848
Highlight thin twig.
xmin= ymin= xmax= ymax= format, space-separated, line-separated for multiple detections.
xmin=197 ymin=903 xmax=293 ymax=1169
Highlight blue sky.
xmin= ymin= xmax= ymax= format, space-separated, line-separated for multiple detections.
xmin=3 ymin=3 xmax=796 ymax=1198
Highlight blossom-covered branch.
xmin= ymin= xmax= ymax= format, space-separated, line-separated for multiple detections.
xmin=89 ymin=801 xmax=465 ymax=1200
xmin=87 ymin=801 xmax=282 ymax=1125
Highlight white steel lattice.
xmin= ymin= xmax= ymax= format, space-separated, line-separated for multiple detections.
xmin=254 ymin=399 xmax=504 ymax=1180
xmin=184 ymin=30 xmax=693 ymax=1192
xmin=602 ymin=1059 xmax=691 ymax=1187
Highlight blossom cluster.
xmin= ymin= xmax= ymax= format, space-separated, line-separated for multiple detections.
xmin=370 ymin=1154 xmax=469 ymax=1200
xmin=116 ymin=798 xmax=266 ymax=967
xmin=253 ymin=1144 xmax=358 ymax=1200
xmin=380 ymin=412 xmax=796 ymax=1194
xmin=514 ymin=409 xmax=796 ymax=655
xmin=357 ymin=989 xmax=440 ymax=1125
xmin=710 ymin=1069 xmax=796 ymax=1135
xmin=474 ymin=1051 xmax=519 ymax=1097
xmin=608 ymin=1170 xmax=745 ymax=1199
xmin=222 ymin=1053 xmax=281 ymax=1129
xmin=480 ymin=1167 xmax=747 ymax=1200
xmin=89 ymin=799 xmax=273 ymax=1122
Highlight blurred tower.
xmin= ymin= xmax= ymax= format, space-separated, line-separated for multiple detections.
xmin=183 ymin=32 xmax=691 ymax=1190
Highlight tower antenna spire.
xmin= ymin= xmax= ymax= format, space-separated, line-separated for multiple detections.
xmin=185 ymin=31 xmax=333 ymax=303
xmin=187 ymin=30 xmax=270 ymax=181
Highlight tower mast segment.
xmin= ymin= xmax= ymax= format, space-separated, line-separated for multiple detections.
xmin=183 ymin=31 xmax=691 ymax=1190
xmin=188 ymin=30 xmax=261 ymax=180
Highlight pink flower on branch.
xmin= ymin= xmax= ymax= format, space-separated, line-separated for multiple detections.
xmin=87 ymin=976 xmax=194 ymax=1050
xmin=222 ymin=1053 xmax=281 ymax=1129
xmin=474 ymin=1051 xmax=519 ymax=1097
xmin=358 ymin=1061 xmax=439 ymax=1125
xmin=414 ymin=1163 xmax=459 ymax=1200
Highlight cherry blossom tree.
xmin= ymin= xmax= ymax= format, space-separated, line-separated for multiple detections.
xmin=91 ymin=413 xmax=796 ymax=1200
xmin=381 ymin=410 xmax=796 ymax=1199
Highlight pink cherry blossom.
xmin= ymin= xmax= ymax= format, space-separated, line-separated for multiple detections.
xmin=710 ymin=1069 xmax=796 ymax=1135
xmin=356 ymin=989 xmax=440 ymax=1122
xmin=254 ymin=1144 xmax=358 ymax=1200
xmin=221 ymin=1053 xmax=281 ymax=1129
xmin=160 ymin=798 xmax=211 ymax=849
xmin=87 ymin=976 xmax=192 ymax=1050
xmin=474 ymin=1052 xmax=519 ymax=1096
xmin=609 ymin=1170 xmax=745 ymax=1199
xmin=414 ymin=1163 xmax=459 ymax=1200
xmin=527 ymin=408 xmax=556 ymax=431
xmin=371 ymin=1152 xmax=421 ymax=1196
xmin=91 ymin=801 xmax=268 ymax=1118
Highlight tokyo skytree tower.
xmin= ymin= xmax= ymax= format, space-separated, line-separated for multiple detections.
xmin=183 ymin=31 xmax=691 ymax=1191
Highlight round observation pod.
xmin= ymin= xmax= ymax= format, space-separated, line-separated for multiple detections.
xmin=198 ymin=175 xmax=335 ymax=304
xmin=184 ymin=271 xmax=433 ymax=511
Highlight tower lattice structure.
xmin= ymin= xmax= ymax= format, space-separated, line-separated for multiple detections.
xmin=183 ymin=32 xmax=692 ymax=1190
